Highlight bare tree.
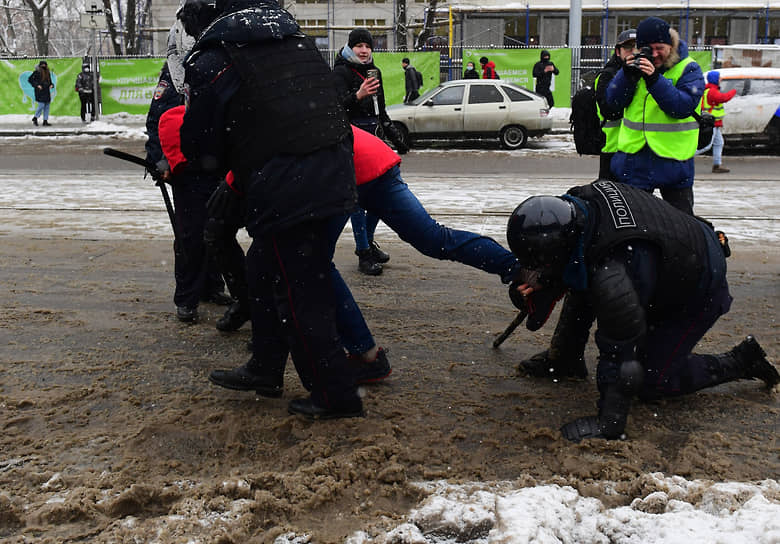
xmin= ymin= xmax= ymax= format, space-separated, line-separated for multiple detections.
xmin=21 ymin=0 xmax=49 ymax=55
xmin=395 ymin=0 xmax=407 ymax=50
xmin=101 ymin=0 xmax=152 ymax=55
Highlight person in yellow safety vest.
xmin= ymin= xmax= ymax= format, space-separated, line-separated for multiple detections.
xmin=604 ymin=17 xmax=704 ymax=215
xmin=701 ymin=71 xmax=737 ymax=174
xmin=595 ymin=28 xmax=637 ymax=180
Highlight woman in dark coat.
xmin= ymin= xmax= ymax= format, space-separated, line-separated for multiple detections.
xmin=28 ymin=60 xmax=54 ymax=126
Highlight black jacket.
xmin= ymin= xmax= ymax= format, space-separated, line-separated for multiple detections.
xmin=181 ymin=0 xmax=356 ymax=236
xmin=532 ymin=51 xmax=559 ymax=92
xmin=28 ymin=69 xmax=52 ymax=103
xmin=595 ymin=54 xmax=624 ymax=121
xmin=144 ymin=65 xmax=183 ymax=172
xmin=332 ymin=53 xmax=406 ymax=150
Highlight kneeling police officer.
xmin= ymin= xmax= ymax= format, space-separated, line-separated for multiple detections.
xmin=507 ymin=180 xmax=779 ymax=442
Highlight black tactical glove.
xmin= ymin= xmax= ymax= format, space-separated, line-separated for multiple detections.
xmin=382 ymin=120 xmax=409 ymax=155
xmin=207 ymin=179 xmax=243 ymax=220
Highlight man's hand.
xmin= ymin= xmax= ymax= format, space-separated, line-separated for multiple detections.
xmin=207 ymin=179 xmax=242 ymax=219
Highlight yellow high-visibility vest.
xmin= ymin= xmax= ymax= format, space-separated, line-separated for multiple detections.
xmin=618 ymin=57 xmax=701 ymax=160
xmin=702 ymin=87 xmax=726 ymax=120
xmin=595 ymin=73 xmax=622 ymax=153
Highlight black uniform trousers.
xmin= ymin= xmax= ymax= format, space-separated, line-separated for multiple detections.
xmin=204 ymin=210 xmax=248 ymax=306
xmin=172 ymin=171 xmax=225 ymax=308
xmin=246 ymin=219 xmax=360 ymax=411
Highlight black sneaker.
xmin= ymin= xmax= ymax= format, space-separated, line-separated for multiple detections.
xmin=42 ymin=120 xmax=50 ymax=126
xmin=32 ymin=117 xmax=38 ymax=126
xmin=287 ymin=396 xmax=364 ymax=420
xmin=176 ymin=305 xmax=198 ymax=323
xmin=518 ymin=349 xmax=587 ymax=380
xmin=369 ymin=241 xmax=390 ymax=264
xmin=350 ymin=347 xmax=392 ymax=384
xmin=208 ymin=358 xmax=283 ymax=398
xmin=733 ymin=336 xmax=780 ymax=387
xmin=216 ymin=301 xmax=251 ymax=332
xmin=201 ymin=291 xmax=234 ymax=306
xmin=356 ymin=248 xmax=382 ymax=276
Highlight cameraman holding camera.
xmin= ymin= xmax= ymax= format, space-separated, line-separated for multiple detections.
xmin=604 ymin=17 xmax=704 ymax=215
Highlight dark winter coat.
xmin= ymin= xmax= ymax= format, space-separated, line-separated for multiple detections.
xmin=332 ymin=51 xmax=407 ymax=151
xmin=333 ymin=53 xmax=389 ymax=122
xmin=145 ymin=64 xmax=184 ymax=173
xmin=75 ymin=70 xmax=94 ymax=94
xmin=181 ymin=0 xmax=356 ymax=236
xmin=28 ymin=68 xmax=52 ymax=103
xmin=595 ymin=54 xmax=625 ymax=122
xmin=532 ymin=51 xmax=559 ymax=92
xmin=463 ymin=67 xmax=480 ymax=79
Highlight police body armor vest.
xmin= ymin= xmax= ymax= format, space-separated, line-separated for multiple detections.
xmin=224 ymin=36 xmax=350 ymax=176
xmin=568 ymin=180 xmax=709 ymax=305
xmin=618 ymin=57 xmax=700 ymax=160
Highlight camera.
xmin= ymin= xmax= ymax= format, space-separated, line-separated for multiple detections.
xmin=632 ymin=46 xmax=652 ymax=68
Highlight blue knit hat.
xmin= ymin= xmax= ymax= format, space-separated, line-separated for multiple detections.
xmin=707 ymin=71 xmax=720 ymax=84
xmin=636 ymin=17 xmax=672 ymax=47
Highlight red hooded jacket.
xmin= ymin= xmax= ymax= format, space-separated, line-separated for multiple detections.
xmin=702 ymin=83 xmax=737 ymax=128
xmin=158 ymin=105 xmax=188 ymax=175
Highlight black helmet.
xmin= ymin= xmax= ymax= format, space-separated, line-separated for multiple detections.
xmin=176 ymin=0 xmax=219 ymax=38
xmin=506 ymin=196 xmax=581 ymax=273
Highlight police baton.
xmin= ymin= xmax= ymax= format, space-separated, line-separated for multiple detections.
xmin=102 ymin=147 xmax=188 ymax=264
xmin=492 ymin=309 xmax=528 ymax=348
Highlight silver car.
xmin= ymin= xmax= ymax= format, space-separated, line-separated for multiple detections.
xmin=387 ymin=79 xmax=553 ymax=150
xmin=707 ymin=67 xmax=780 ymax=151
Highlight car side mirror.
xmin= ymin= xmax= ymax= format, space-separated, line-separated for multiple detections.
xmin=425 ymin=99 xmax=434 ymax=107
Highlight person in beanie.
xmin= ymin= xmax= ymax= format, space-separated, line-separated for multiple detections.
xmin=594 ymin=29 xmax=637 ymax=180
xmin=604 ymin=16 xmax=704 ymax=215
xmin=333 ymin=27 xmax=407 ymax=276
xmin=532 ymin=50 xmax=559 ymax=107
xmin=701 ymin=71 xmax=737 ymax=173
xmin=28 ymin=60 xmax=54 ymax=126
xmin=479 ymin=56 xmax=499 ymax=80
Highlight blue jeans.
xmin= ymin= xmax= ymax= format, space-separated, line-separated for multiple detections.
xmin=349 ymin=208 xmax=379 ymax=252
xmin=332 ymin=165 xmax=520 ymax=355
xmin=712 ymin=126 xmax=724 ymax=166
xmin=34 ymin=102 xmax=50 ymax=120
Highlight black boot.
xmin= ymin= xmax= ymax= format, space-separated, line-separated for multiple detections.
xmin=356 ymin=248 xmax=382 ymax=276
xmin=215 ymin=301 xmax=251 ymax=332
xmin=369 ymin=240 xmax=390 ymax=263
xmin=712 ymin=336 xmax=780 ymax=388
xmin=208 ymin=357 xmax=283 ymax=397
xmin=518 ymin=349 xmax=587 ymax=380
xmin=32 ymin=117 xmax=38 ymax=126
xmin=288 ymin=396 xmax=364 ymax=420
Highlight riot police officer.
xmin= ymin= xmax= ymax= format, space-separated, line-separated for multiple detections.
xmin=507 ymin=180 xmax=779 ymax=441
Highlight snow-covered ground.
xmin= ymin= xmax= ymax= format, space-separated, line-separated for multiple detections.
xmin=2 ymin=114 xmax=778 ymax=544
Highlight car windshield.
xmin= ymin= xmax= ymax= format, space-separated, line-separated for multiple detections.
xmin=721 ymin=78 xmax=780 ymax=97
xmin=409 ymin=86 xmax=441 ymax=105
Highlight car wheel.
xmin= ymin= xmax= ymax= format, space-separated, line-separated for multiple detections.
xmin=500 ymin=125 xmax=527 ymax=150
xmin=394 ymin=122 xmax=412 ymax=149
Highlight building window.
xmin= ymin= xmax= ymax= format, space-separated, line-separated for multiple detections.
xmin=355 ymin=0 xmax=386 ymax=3
xmin=354 ymin=19 xmax=387 ymax=27
xmin=297 ymin=0 xmax=327 ymax=3
xmin=300 ymin=19 xmax=327 ymax=37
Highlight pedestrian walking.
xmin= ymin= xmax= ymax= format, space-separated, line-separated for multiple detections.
xmin=702 ymin=71 xmax=737 ymax=173
xmin=532 ymin=50 xmax=559 ymax=107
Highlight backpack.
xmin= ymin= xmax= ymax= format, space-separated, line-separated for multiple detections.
xmin=569 ymin=85 xmax=605 ymax=156
xmin=414 ymin=68 xmax=423 ymax=89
